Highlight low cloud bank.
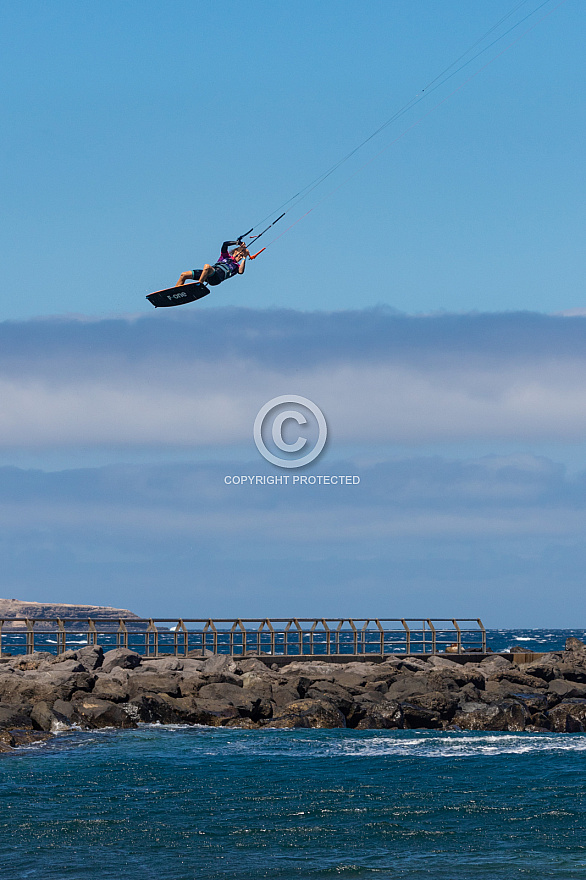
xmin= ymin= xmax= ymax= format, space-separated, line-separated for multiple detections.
xmin=1 ymin=309 xmax=586 ymax=449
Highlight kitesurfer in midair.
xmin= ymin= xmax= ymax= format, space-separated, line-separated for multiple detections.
xmin=175 ymin=241 xmax=249 ymax=289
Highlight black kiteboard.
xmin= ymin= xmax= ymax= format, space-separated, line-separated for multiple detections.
xmin=146 ymin=283 xmax=210 ymax=308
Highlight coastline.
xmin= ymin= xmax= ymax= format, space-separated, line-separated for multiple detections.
xmin=3 ymin=636 xmax=586 ymax=751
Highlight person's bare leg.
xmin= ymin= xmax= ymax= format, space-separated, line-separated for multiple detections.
xmin=175 ymin=271 xmax=193 ymax=287
xmin=198 ymin=264 xmax=212 ymax=286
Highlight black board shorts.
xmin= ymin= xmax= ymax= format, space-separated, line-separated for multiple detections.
xmin=192 ymin=263 xmax=232 ymax=286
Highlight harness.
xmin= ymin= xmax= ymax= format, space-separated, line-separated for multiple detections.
xmin=213 ymin=259 xmax=239 ymax=281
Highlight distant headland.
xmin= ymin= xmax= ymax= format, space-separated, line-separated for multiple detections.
xmin=0 ymin=598 xmax=140 ymax=627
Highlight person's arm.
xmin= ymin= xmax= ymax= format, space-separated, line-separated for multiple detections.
xmin=238 ymin=255 xmax=247 ymax=274
xmin=221 ymin=240 xmax=239 ymax=254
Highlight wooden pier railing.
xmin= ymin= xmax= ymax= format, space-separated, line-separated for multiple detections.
xmin=0 ymin=617 xmax=486 ymax=658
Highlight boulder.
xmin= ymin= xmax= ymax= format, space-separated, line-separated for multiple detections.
xmin=504 ymin=693 xmax=549 ymax=716
xmin=547 ymin=699 xmax=586 ymax=732
xmin=486 ymin=668 xmax=548 ymax=689
xmin=240 ymin=673 xmax=274 ymax=703
xmin=0 ymin=703 xmax=33 ymax=729
xmin=386 ymin=673 xmax=430 ymax=702
xmin=526 ymin=713 xmax=552 ymax=731
xmin=457 ymin=683 xmax=482 ymax=703
xmin=8 ymin=652 xmax=53 ymax=671
xmin=201 ymin=655 xmax=239 ymax=677
xmin=269 ymin=680 xmax=304 ymax=709
xmin=204 ymin=672 xmax=244 ymax=688
xmin=178 ymin=674 xmax=206 ymax=697
xmin=52 ymin=699 xmax=76 ymax=719
xmin=453 ymin=700 xmax=529 ymax=732
xmin=481 ymin=680 xmax=543 ymax=702
xmin=127 ymin=672 xmax=181 ymax=698
xmin=305 ymin=682 xmax=355 ymax=715
xmin=554 ymin=663 xmax=586 ymax=684
xmin=197 ymin=682 xmax=255 ymax=711
xmin=0 ymin=669 xmax=94 ymax=704
xmin=279 ymin=660 xmax=342 ymax=678
xmin=101 ymin=648 xmax=142 ymax=674
xmin=565 ymin=637 xmax=586 ymax=654
xmin=223 ymin=717 xmax=260 ymax=729
xmin=234 ymin=657 xmax=270 ymax=675
xmin=92 ymin=677 xmax=130 ymax=703
xmin=180 ymin=658 xmax=206 ymax=674
xmin=52 ymin=646 xmax=104 ymax=671
xmin=401 ymin=702 xmax=443 ymax=730
xmin=269 ymin=699 xmax=346 ymax=729
xmin=0 ymin=728 xmax=51 ymax=749
xmin=407 ymin=691 xmax=459 ymax=721
xmin=351 ymin=700 xmax=403 ymax=730
xmin=477 ymin=656 xmax=514 ymax=674
xmin=548 ymin=679 xmax=586 ymax=700
xmin=524 ymin=654 xmax=563 ymax=682
xmin=141 ymin=657 xmax=183 ymax=673
xmin=72 ymin=695 xmax=137 ymax=728
xmin=128 ymin=693 xmax=193 ymax=724
xmin=428 ymin=667 xmax=485 ymax=691
xmin=30 ymin=701 xmax=70 ymax=732
xmin=189 ymin=700 xmax=240 ymax=726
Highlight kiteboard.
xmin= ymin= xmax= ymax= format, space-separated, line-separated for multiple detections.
xmin=146 ymin=283 xmax=210 ymax=308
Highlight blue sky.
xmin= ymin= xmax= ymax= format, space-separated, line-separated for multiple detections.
xmin=1 ymin=0 xmax=583 ymax=317
xmin=1 ymin=1 xmax=585 ymax=626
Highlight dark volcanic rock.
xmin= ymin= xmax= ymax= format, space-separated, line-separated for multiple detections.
xmin=269 ymin=680 xmax=303 ymax=709
xmin=305 ymin=682 xmax=355 ymax=715
xmin=127 ymin=672 xmax=181 ymax=698
xmin=351 ymin=700 xmax=403 ymax=730
xmin=407 ymin=690 xmax=460 ymax=722
xmin=6 ymin=635 xmax=586 ymax=743
xmin=386 ymin=674 xmax=430 ymax=702
xmin=30 ymin=701 xmax=70 ymax=732
xmin=240 ymin=673 xmax=274 ymax=702
xmin=197 ymin=682 xmax=256 ymax=713
xmin=129 ymin=693 xmax=192 ymax=724
xmin=510 ymin=693 xmax=549 ymax=715
xmin=0 ymin=669 xmax=94 ymax=705
xmin=52 ymin=646 xmax=104 ymax=671
xmin=92 ymin=676 xmax=130 ymax=703
xmin=453 ymin=700 xmax=529 ymax=732
xmin=0 ymin=703 xmax=33 ymax=729
xmin=548 ymin=679 xmax=586 ymax=700
xmin=269 ymin=699 xmax=346 ymax=729
xmin=178 ymin=674 xmax=206 ymax=697
xmin=486 ymin=668 xmax=548 ymax=689
xmin=401 ymin=702 xmax=443 ymax=730
xmin=72 ymin=695 xmax=137 ymax=729
xmin=189 ymin=700 xmax=241 ymax=726
xmin=481 ymin=680 xmax=543 ymax=702
xmin=101 ymin=648 xmax=142 ymax=674
xmin=566 ymin=637 xmax=586 ymax=655
xmin=547 ymin=699 xmax=586 ymax=732
xmin=53 ymin=699 xmax=76 ymax=719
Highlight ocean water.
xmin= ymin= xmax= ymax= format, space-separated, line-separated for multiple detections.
xmin=2 ymin=726 xmax=586 ymax=880
xmin=3 ymin=627 xmax=586 ymax=658
xmin=2 ymin=628 xmax=586 ymax=878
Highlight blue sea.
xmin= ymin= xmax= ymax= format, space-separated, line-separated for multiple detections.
xmin=2 ymin=629 xmax=586 ymax=879
xmin=3 ymin=727 xmax=586 ymax=879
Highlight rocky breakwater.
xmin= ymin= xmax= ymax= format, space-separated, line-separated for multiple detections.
xmin=4 ymin=637 xmax=586 ymax=748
